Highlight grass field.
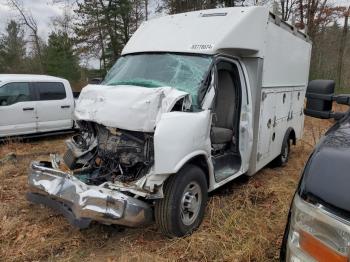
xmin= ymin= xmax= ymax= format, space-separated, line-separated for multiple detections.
xmin=0 ymin=115 xmax=333 ymax=262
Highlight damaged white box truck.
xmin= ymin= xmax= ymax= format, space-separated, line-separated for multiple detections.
xmin=27 ymin=6 xmax=312 ymax=237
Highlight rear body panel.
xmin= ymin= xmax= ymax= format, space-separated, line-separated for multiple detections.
xmin=35 ymin=80 xmax=74 ymax=132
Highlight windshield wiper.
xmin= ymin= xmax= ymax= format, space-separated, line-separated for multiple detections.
xmin=107 ymin=79 xmax=165 ymax=88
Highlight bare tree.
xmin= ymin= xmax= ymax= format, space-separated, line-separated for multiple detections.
xmin=8 ymin=0 xmax=43 ymax=72
xmin=292 ymin=0 xmax=347 ymax=39
xmin=145 ymin=0 xmax=149 ymax=20
xmin=336 ymin=6 xmax=350 ymax=89
xmin=52 ymin=2 xmax=74 ymax=35
xmin=280 ymin=0 xmax=298 ymax=21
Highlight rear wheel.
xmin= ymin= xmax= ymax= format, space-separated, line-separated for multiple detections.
xmin=155 ymin=164 xmax=208 ymax=238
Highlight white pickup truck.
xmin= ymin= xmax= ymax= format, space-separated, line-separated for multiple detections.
xmin=0 ymin=74 xmax=76 ymax=138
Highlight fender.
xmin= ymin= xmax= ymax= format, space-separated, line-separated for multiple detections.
xmin=173 ymin=150 xmax=211 ymax=174
xmin=153 ymin=110 xmax=212 ymax=175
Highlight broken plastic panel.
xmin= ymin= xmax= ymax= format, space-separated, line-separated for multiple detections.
xmin=103 ymin=53 xmax=212 ymax=107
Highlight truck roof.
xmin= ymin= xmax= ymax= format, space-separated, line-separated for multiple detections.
xmin=122 ymin=6 xmax=310 ymax=57
xmin=0 ymin=74 xmax=67 ymax=83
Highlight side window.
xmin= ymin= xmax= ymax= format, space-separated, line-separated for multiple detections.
xmin=0 ymin=82 xmax=31 ymax=106
xmin=35 ymin=82 xmax=66 ymax=100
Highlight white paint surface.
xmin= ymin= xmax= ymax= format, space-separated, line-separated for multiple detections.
xmin=122 ymin=7 xmax=269 ymax=57
xmin=262 ymin=22 xmax=312 ymax=88
xmin=154 ymin=110 xmax=212 ymax=174
xmin=74 ymin=84 xmax=190 ymax=132
xmin=0 ymin=74 xmax=74 ymax=137
xmin=73 ymin=6 xmax=312 ymax=192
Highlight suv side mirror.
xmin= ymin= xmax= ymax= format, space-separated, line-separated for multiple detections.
xmin=304 ymin=80 xmax=335 ymax=119
xmin=89 ymin=78 xmax=103 ymax=85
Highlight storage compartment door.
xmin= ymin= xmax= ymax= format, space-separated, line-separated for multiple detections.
xmin=290 ymin=89 xmax=305 ymax=138
xmin=275 ymin=91 xmax=292 ymax=121
xmin=257 ymin=91 xmax=276 ymax=162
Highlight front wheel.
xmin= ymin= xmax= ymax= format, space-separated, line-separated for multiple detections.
xmin=155 ymin=164 xmax=208 ymax=238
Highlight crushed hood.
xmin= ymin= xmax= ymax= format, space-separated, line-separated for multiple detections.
xmin=74 ymin=84 xmax=191 ymax=132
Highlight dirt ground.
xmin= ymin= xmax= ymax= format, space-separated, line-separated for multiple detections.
xmin=0 ymin=116 xmax=334 ymax=262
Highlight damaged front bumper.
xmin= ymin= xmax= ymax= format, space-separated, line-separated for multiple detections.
xmin=27 ymin=162 xmax=153 ymax=228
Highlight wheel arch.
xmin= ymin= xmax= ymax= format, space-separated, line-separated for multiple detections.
xmin=186 ymin=155 xmax=211 ymax=188
xmin=173 ymin=152 xmax=212 ymax=189
xmin=285 ymin=127 xmax=296 ymax=146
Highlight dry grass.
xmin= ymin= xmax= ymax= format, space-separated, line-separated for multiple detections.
xmin=0 ymin=116 xmax=334 ymax=262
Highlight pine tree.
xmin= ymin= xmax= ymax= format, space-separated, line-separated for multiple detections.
xmin=74 ymin=0 xmax=135 ymax=71
xmin=44 ymin=32 xmax=80 ymax=83
xmin=0 ymin=20 xmax=26 ymax=73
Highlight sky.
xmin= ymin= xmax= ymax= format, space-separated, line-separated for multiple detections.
xmin=0 ymin=0 xmax=348 ymax=68
xmin=0 ymin=0 xmax=67 ymax=40
xmin=0 ymin=0 xmax=159 ymax=68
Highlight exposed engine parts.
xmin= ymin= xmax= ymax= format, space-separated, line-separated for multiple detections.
xmin=63 ymin=121 xmax=154 ymax=185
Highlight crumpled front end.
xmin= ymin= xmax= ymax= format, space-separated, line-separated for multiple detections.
xmin=27 ymin=85 xmax=195 ymax=228
xmin=27 ymin=161 xmax=153 ymax=228
xmin=74 ymin=84 xmax=191 ymax=132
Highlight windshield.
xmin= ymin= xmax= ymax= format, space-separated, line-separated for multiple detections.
xmin=102 ymin=53 xmax=212 ymax=106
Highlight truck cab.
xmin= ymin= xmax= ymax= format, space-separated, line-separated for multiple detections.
xmin=281 ymin=80 xmax=350 ymax=261
xmin=27 ymin=7 xmax=312 ymax=237
xmin=0 ymin=74 xmax=75 ymax=138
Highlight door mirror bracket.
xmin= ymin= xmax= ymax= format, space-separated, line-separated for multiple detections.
xmin=201 ymin=68 xmax=216 ymax=110
xmin=305 ymin=80 xmax=350 ymax=120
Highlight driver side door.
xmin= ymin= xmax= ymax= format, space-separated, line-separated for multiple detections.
xmin=0 ymin=82 xmax=37 ymax=137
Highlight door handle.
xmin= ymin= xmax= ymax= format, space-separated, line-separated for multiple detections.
xmin=23 ymin=107 xmax=34 ymax=111
xmin=61 ymin=105 xmax=70 ymax=109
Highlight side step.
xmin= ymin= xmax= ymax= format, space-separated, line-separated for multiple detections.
xmin=213 ymin=152 xmax=241 ymax=182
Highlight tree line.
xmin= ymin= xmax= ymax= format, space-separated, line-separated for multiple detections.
xmin=0 ymin=0 xmax=349 ymax=90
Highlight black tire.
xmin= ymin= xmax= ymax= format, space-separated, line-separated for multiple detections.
xmin=274 ymin=138 xmax=290 ymax=167
xmin=155 ymin=164 xmax=208 ymax=238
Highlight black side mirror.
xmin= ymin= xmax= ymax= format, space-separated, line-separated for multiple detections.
xmin=305 ymin=80 xmax=335 ymax=119
xmin=89 ymin=78 xmax=103 ymax=85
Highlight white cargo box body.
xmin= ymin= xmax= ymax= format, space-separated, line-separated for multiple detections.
xmin=26 ymin=6 xmax=313 ymax=236
xmin=123 ymin=6 xmax=312 ymax=175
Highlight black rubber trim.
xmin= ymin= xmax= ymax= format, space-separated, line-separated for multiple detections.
xmin=23 ymin=107 xmax=34 ymax=111
xmin=283 ymin=127 xmax=295 ymax=146
xmin=0 ymin=129 xmax=76 ymax=141
xmin=26 ymin=192 xmax=91 ymax=229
